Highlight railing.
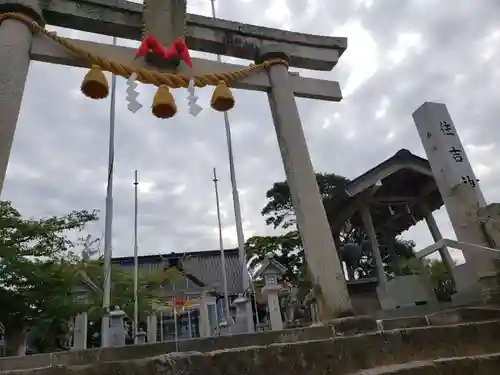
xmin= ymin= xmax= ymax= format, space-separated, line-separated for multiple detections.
xmin=415 ymin=238 xmax=500 ymax=304
xmin=415 ymin=238 xmax=500 ymax=260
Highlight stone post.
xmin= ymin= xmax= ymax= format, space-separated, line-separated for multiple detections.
xmin=146 ymin=314 xmax=157 ymax=343
xmin=257 ymin=47 xmax=352 ymax=318
xmin=310 ymin=302 xmax=319 ymax=324
xmin=136 ymin=328 xmax=147 ymax=344
xmin=71 ymin=312 xmax=87 ymax=351
xmin=286 ymin=286 xmax=299 ymax=323
xmin=412 ymin=102 xmax=500 ymax=302
xmin=0 ymin=0 xmax=44 ymax=194
xmin=230 ymin=294 xmax=251 ymax=334
xmin=108 ymin=307 xmax=126 ymax=347
xmin=262 ymin=281 xmax=283 ymax=331
xmin=360 ymin=205 xmax=387 ymax=286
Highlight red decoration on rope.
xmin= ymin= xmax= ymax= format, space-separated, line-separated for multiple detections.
xmin=173 ymin=298 xmax=187 ymax=306
xmin=135 ymin=33 xmax=193 ymax=68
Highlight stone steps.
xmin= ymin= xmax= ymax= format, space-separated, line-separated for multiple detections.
xmin=3 ymin=319 xmax=500 ymax=375
xmin=1 ymin=306 xmax=499 ymax=374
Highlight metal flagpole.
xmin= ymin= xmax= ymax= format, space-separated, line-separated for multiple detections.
xmin=133 ymin=170 xmax=139 ymax=343
xmin=212 ymin=168 xmax=231 ymax=325
xmin=210 ymin=0 xmax=254 ymax=333
xmin=101 ymin=35 xmax=118 ymax=347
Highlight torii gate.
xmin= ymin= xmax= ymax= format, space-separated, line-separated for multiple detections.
xmin=0 ymin=0 xmax=352 ymax=317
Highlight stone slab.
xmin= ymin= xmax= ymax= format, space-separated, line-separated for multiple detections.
xmin=381 ymin=316 xmax=429 ymax=331
xmin=39 ymin=0 xmax=346 ymax=70
xmin=326 ymin=315 xmax=378 ymax=335
xmin=350 ymin=353 xmax=500 ymax=374
xmin=29 ymin=35 xmax=344 ymax=101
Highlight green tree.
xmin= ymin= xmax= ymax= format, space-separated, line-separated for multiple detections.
xmin=0 ymin=201 xmax=98 ymax=355
xmin=0 ymin=201 xmax=178 ymax=354
xmin=425 ymin=258 xmax=456 ymax=302
xmin=246 ymin=231 xmax=304 ymax=283
xmin=261 ymin=173 xmax=350 ymax=230
xmin=247 ymin=173 xmax=415 ymax=283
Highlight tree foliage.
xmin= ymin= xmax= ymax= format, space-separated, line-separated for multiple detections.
xmin=247 ymin=231 xmax=305 ymax=283
xmin=71 ymin=256 xmax=177 ymax=349
xmin=0 ymin=200 xmax=182 ymax=354
xmin=247 ymin=173 xmax=416 ymax=284
xmin=261 ymin=173 xmax=350 ymax=230
xmin=425 ymin=258 xmax=456 ymax=302
xmin=0 ymin=201 xmax=98 ymax=355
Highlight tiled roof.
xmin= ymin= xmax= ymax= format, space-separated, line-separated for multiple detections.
xmin=112 ymin=249 xmax=243 ymax=296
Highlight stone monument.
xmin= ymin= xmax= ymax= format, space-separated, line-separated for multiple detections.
xmin=413 ymin=102 xmax=500 ymax=303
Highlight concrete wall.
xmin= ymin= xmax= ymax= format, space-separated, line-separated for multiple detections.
xmin=379 ymin=275 xmax=438 ymax=310
xmin=452 ymin=263 xmax=483 ymax=305
xmin=350 ymin=291 xmax=381 ymax=315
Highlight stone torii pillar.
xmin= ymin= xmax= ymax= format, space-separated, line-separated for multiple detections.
xmin=257 ymin=47 xmax=352 ymax=317
xmin=142 ymin=0 xmax=186 ymax=45
xmin=0 ymin=0 xmax=44 ymax=194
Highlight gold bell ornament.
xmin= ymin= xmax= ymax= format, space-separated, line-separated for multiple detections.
xmin=152 ymin=85 xmax=177 ymax=119
xmin=210 ymin=81 xmax=235 ymax=112
xmin=80 ymin=65 xmax=109 ymax=99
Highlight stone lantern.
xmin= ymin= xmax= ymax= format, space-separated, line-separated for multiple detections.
xmin=254 ymin=254 xmax=287 ymax=331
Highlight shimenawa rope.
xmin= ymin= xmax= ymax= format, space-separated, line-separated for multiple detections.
xmin=0 ymin=12 xmax=287 ymax=89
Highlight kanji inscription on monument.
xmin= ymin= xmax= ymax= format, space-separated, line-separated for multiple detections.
xmin=414 ymin=102 xmax=486 ymax=207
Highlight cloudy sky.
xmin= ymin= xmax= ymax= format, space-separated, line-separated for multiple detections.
xmin=3 ymin=0 xmax=500 ymax=261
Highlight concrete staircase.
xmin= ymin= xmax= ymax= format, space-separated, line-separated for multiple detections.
xmin=1 ymin=306 xmax=500 ymax=375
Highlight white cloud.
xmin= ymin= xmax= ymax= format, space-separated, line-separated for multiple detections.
xmin=332 ymin=20 xmax=379 ymax=97
xmin=375 ymin=96 xmax=390 ymax=119
xmin=387 ymin=32 xmax=425 ymax=66
xmin=265 ymin=0 xmax=292 ymax=29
